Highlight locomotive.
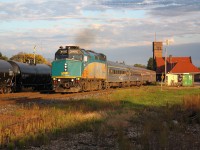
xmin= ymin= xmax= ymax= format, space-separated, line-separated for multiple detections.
xmin=52 ymin=46 xmax=107 ymax=92
xmin=52 ymin=46 xmax=156 ymax=93
xmin=0 ymin=59 xmax=51 ymax=94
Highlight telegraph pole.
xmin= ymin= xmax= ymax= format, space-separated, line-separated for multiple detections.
xmin=34 ymin=45 xmax=36 ymax=64
xmin=165 ymin=39 xmax=170 ymax=85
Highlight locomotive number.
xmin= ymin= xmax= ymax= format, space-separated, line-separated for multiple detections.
xmin=61 ymin=72 xmax=69 ymax=76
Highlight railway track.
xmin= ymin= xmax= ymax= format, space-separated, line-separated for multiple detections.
xmin=0 ymin=88 xmax=119 ymax=106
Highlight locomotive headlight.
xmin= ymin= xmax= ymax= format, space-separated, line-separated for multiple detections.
xmin=58 ymin=79 xmax=61 ymax=82
xmin=64 ymin=63 xmax=68 ymax=72
xmin=71 ymin=79 xmax=74 ymax=82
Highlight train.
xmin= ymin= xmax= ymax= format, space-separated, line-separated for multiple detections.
xmin=52 ymin=46 xmax=156 ymax=93
xmin=0 ymin=59 xmax=51 ymax=94
xmin=0 ymin=46 xmax=156 ymax=94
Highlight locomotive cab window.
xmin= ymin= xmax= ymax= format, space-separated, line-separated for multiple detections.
xmin=55 ymin=49 xmax=68 ymax=60
xmin=55 ymin=48 xmax=83 ymax=61
xmin=68 ymin=50 xmax=83 ymax=61
xmin=99 ymin=54 xmax=106 ymax=61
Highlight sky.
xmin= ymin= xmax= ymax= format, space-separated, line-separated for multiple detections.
xmin=0 ymin=0 xmax=200 ymax=67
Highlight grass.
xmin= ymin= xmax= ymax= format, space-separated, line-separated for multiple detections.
xmin=0 ymin=104 xmax=105 ymax=148
xmin=0 ymin=86 xmax=200 ymax=149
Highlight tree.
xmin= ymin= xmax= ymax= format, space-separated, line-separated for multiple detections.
xmin=10 ymin=52 xmax=50 ymax=65
xmin=147 ymin=57 xmax=155 ymax=70
xmin=0 ymin=52 xmax=8 ymax=60
xmin=134 ymin=64 xmax=146 ymax=68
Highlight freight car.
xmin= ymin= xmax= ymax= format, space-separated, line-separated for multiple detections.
xmin=52 ymin=46 xmax=156 ymax=93
xmin=0 ymin=60 xmax=52 ymax=93
xmin=0 ymin=59 xmax=14 ymax=93
xmin=8 ymin=61 xmax=52 ymax=92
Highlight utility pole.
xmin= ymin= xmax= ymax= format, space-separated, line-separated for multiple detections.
xmin=165 ymin=39 xmax=170 ymax=85
xmin=34 ymin=45 xmax=36 ymax=64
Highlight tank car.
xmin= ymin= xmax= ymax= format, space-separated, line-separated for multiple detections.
xmin=8 ymin=61 xmax=51 ymax=92
xmin=0 ymin=59 xmax=14 ymax=93
xmin=52 ymin=46 xmax=107 ymax=92
xmin=35 ymin=64 xmax=52 ymax=90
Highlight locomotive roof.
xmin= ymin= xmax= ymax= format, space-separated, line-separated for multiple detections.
xmin=59 ymin=46 xmax=80 ymax=50
xmin=0 ymin=59 xmax=13 ymax=73
xmin=56 ymin=46 xmax=106 ymax=60
xmin=84 ymin=50 xmax=106 ymax=57
xmin=81 ymin=49 xmax=106 ymax=61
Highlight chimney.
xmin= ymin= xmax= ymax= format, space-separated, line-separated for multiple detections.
xmin=169 ymin=55 xmax=172 ymax=63
xmin=190 ymin=56 xmax=192 ymax=63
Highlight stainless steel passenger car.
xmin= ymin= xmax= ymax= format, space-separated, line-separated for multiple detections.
xmin=106 ymin=61 xmax=130 ymax=87
xmin=106 ymin=61 xmax=156 ymax=88
xmin=130 ymin=67 xmax=156 ymax=84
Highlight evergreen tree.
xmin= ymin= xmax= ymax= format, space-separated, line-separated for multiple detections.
xmin=147 ymin=57 xmax=156 ymax=70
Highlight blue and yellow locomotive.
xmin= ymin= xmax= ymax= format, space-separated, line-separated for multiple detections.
xmin=52 ymin=46 xmax=107 ymax=92
xmin=52 ymin=46 xmax=156 ymax=93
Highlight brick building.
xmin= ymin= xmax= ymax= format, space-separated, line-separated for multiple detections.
xmin=153 ymin=41 xmax=200 ymax=82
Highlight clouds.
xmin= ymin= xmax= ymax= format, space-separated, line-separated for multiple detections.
xmin=0 ymin=0 xmax=85 ymax=21
xmin=150 ymin=1 xmax=200 ymax=17
xmin=0 ymin=0 xmax=199 ymax=66
xmin=1 ymin=0 xmax=200 ymax=20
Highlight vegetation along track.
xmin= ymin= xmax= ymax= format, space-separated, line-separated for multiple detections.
xmin=1 ymin=86 xmax=200 ymax=149
xmin=0 ymin=88 xmax=122 ymax=105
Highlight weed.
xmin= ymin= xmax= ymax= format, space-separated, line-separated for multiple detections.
xmin=0 ymin=86 xmax=200 ymax=149
xmin=117 ymin=127 xmax=132 ymax=150
xmin=7 ymin=142 xmax=15 ymax=150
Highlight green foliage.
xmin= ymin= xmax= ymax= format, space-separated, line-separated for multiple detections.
xmin=0 ymin=52 xmax=8 ymax=60
xmin=10 ymin=52 xmax=49 ymax=64
xmin=134 ymin=64 xmax=146 ymax=68
xmin=147 ymin=57 xmax=156 ymax=70
xmin=7 ymin=142 xmax=15 ymax=150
